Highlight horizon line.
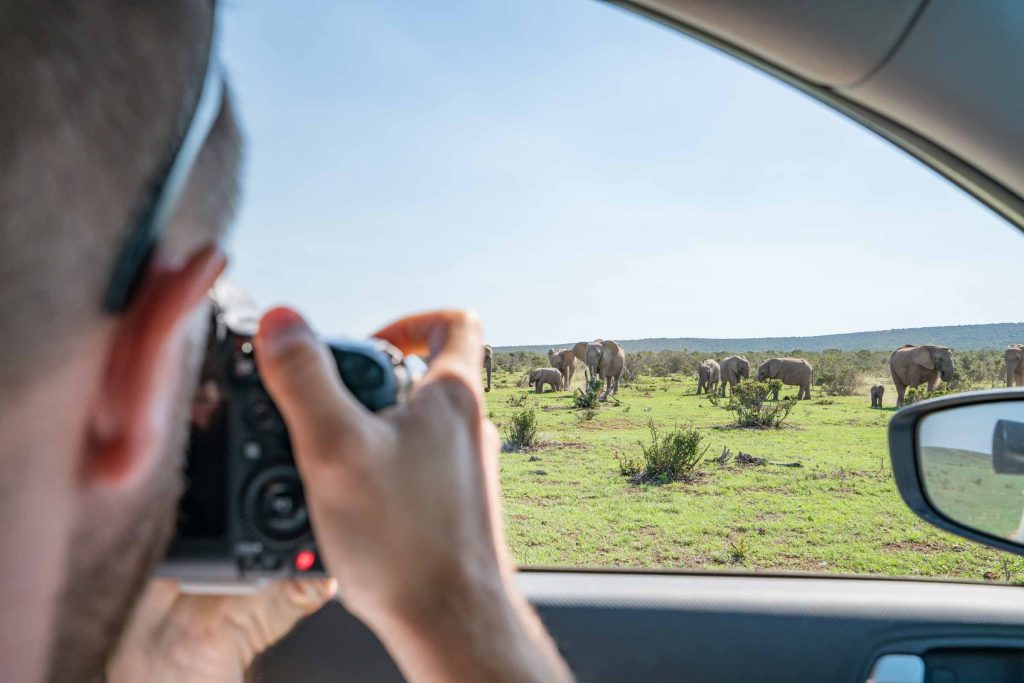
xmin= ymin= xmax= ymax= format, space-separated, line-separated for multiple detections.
xmin=494 ymin=321 xmax=1024 ymax=350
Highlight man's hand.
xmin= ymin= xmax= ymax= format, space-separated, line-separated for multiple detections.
xmin=255 ymin=308 xmax=573 ymax=683
xmin=108 ymin=578 xmax=336 ymax=683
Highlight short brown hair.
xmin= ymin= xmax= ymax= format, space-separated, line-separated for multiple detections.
xmin=0 ymin=0 xmax=241 ymax=387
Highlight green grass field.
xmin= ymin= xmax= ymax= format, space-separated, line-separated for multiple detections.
xmin=486 ymin=370 xmax=1024 ymax=583
xmin=920 ymin=447 xmax=1024 ymax=539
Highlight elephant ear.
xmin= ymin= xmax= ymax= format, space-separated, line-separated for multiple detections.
xmin=912 ymin=347 xmax=935 ymax=370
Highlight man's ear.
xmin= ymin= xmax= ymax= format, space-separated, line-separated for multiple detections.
xmin=85 ymin=246 xmax=226 ymax=486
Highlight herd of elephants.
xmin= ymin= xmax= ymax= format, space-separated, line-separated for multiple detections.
xmin=481 ymin=342 xmax=1024 ymax=409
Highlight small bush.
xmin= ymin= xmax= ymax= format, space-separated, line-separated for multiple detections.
xmin=728 ymin=537 xmax=749 ymax=564
xmin=506 ymin=393 xmax=528 ymax=407
xmin=573 ymin=377 xmax=603 ymax=409
xmin=574 ymin=408 xmax=597 ymax=424
xmin=816 ymin=367 xmax=862 ymax=396
xmin=727 ymin=380 xmax=797 ymax=428
xmin=904 ymin=386 xmax=951 ymax=406
xmin=503 ymin=408 xmax=538 ymax=450
xmin=618 ymin=421 xmax=709 ymax=483
xmin=942 ymin=372 xmax=973 ymax=394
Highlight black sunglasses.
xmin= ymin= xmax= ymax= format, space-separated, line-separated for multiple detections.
xmin=102 ymin=18 xmax=225 ymax=312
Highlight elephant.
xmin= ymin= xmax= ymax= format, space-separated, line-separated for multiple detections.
xmin=528 ymin=367 xmax=562 ymax=393
xmin=548 ymin=348 xmax=576 ymax=390
xmin=718 ymin=356 xmax=750 ymax=396
xmin=889 ymin=344 xmax=954 ymax=407
xmin=870 ymin=383 xmax=884 ymax=408
xmin=1006 ymin=344 xmax=1024 ymax=387
xmin=483 ymin=344 xmax=493 ymax=392
xmin=696 ymin=359 xmax=720 ymax=396
xmin=757 ymin=357 xmax=813 ymax=400
xmin=575 ymin=339 xmax=604 ymax=381
xmin=585 ymin=339 xmax=625 ymax=399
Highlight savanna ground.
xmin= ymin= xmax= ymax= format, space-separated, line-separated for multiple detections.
xmin=485 ymin=365 xmax=1024 ymax=584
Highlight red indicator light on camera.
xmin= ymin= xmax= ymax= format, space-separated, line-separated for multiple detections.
xmin=295 ymin=550 xmax=316 ymax=572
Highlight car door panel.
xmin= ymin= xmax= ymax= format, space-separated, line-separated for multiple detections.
xmin=253 ymin=572 xmax=1024 ymax=682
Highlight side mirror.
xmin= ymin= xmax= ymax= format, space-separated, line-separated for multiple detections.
xmin=889 ymin=389 xmax=1024 ymax=555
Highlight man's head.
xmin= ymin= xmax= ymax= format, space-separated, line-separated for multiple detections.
xmin=0 ymin=2 xmax=242 ymax=680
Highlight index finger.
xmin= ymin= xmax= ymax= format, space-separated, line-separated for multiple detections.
xmin=373 ymin=309 xmax=483 ymax=381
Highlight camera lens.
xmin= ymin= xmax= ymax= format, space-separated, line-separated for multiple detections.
xmin=243 ymin=466 xmax=310 ymax=543
xmin=336 ymin=352 xmax=384 ymax=389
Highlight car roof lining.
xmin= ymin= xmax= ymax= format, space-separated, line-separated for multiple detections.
xmin=609 ymin=0 xmax=1024 ymax=235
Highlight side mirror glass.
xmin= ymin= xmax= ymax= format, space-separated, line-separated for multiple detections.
xmin=890 ymin=391 xmax=1024 ymax=555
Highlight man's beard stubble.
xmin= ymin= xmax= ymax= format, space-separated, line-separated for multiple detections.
xmin=46 ymin=326 xmax=207 ymax=683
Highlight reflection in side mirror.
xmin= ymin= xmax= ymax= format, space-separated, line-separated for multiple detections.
xmin=993 ymin=419 xmax=1024 ymax=474
xmin=889 ymin=391 xmax=1024 ymax=556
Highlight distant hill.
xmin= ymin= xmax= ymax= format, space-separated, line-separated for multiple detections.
xmin=497 ymin=323 xmax=1024 ymax=354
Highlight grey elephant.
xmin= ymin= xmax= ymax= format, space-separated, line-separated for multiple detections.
xmin=870 ymin=383 xmax=884 ymax=408
xmin=483 ymin=344 xmax=493 ymax=392
xmin=575 ymin=339 xmax=604 ymax=381
xmin=696 ymin=359 xmax=720 ymax=395
xmin=889 ymin=344 xmax=954 ymax=408
xmin=585 ymin=340 xmax=625 ymax=399
xmin=718 ymin=355 xmax=750 ymax=396
xmin=1007 ymin=344 xmax=1024 ymax=387
xmin=757 ymin=357 xmax=813 ymax=400
xmin=548 ymin=348 xmax=576 ymax=390
xmin=528 ymin=367 xmax=562 ymax=393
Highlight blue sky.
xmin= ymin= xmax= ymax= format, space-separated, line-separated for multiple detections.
xmin=220 ymin=0 xmax=1024 ymax=347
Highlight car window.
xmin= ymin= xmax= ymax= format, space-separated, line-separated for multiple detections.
xmin=222 ymin=0 xmax=1024 ymax=583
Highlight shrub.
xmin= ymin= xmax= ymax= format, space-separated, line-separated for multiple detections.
xmin=573 ymin=377 xmax=603 ymax=409
xmin=941 ymin=371 xmax=973 ymax=394
xmin=727 ymin=380 xmax=797 ymax=428
xmin=493 ymin=351 xmax=546 ymax=374
xmin=574 ymin=408 xmax=597 ymax=424
xmin=503 ymin=408 xmax=538 ymax=450
xmin=618 ymin=421 xmax=709 ymax=483
xmin=904 ymin=386 xmax=950 ymax=406
xmin=728 ymin=537 xmax=748 ymax=564
xmin=816 ymin=367 xmax=862 ymax=396
xmin=506 ymin=393 xmax=528 ymax=407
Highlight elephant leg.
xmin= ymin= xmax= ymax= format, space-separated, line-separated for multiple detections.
xmin=894 ymin=381 xmax=907 ymax=408
xmin=926 ymin=375 xmax=937 ymax=392
xmin=534 ymin=381 xmax=542 ymax=394
xmin=771 ymin=385 xmax=779 ymax=401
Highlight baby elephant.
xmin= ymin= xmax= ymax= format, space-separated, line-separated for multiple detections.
xmin=870 ymin=384 xmax=884 ymax=408
xmin=528 ymin=368 xmax=562 ymax=393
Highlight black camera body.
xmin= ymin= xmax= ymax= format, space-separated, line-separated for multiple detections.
xmin=161 ymin=293 xmax=423 ymax=586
